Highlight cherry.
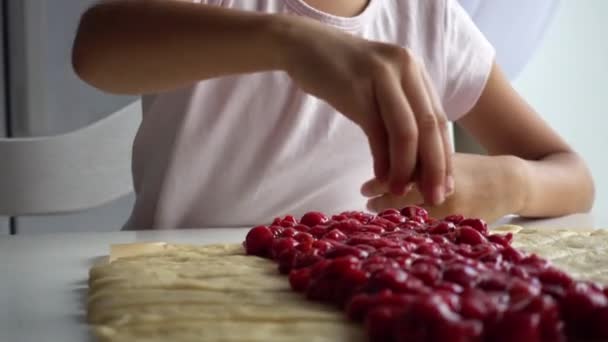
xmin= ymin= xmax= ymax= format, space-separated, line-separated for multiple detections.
xmin=363 ymin=238 xmax=398 ymax=249
xmin=309 ymin=258 xmax=332 ymax=277
xmin=270 ymin=237 xmax=298 ymax=259
xmin=478 ymin=273 xmax=509 ymax=292
xmin=444 ymin=214 xmax=465 ymax=224
xmin=375 ymin=246 xmax=410 ymax=258
xmin=430 ymin=235 xmax=450 ymax=244
xmin=459 ymin=218 xmax=488 ymax=235
xmin=365 ymin=306 xmax=401 ymax=342
xmin=561 ymin=282 xmax=608 ymax=327
xmin=404 ymin=235 xmax=432 ymax=245
xmin=368 ymin=268 xmax=408 ymax=293
xmin=509 ymin=278 xmax=541 ymax=303
xmin=268 ymin=225 xmax=284 ymax=238
xmin=332 ymin=268 xmax=369 ymax=306
xmin=295 ymin=240 xmax=313 ymax=252
xmin=429 ymin=221 xmax=455 ymax=235
xmin=305 ymin=276 xmax=334 ymax=302
xmin=457 ymin=226 xmax=486 ymax=246
xmin=435 ymin=282 xmax=464 ymax=294
xmin=459 ymin=289 xmax=499 ymax=320
xmin=279 ymin=215 xmax=297 ymax=227
xmin=489 ymin=312 xmax=541 ymax=342
xmin=355 ymin=244 xmax=377 ymax=255
xmin=311 ymin=240 xmax=334 ymax=254
xmin=244 ymin=225 xmax=274 ymax=257
xmin=414 ymin=243 xmax=442 ymax=257
xmin=325 ymin=245 xmax=369 ymax=259
xmin=357 ymin=224 xmax=385 ymax=234
xmin=293 ymin=232 xmax=315 ymax=244
xmin=347 ymin=232 xmax=381 ymax=246
xmin=400 ymin=206 xmax=429 ymax=221
xmin=289 ymin=267 xmax=312 ymax=292
xmin=331 ymin=214 xmax=348 ymax=221
xmin=308 ymin=225 xmax=328 ymax=238
xmin=292 ymin=224 xmax=310 ymax=233
xmin=323 ymin=229 xmax=348 ymax=241
xmin=379 ymin=208 xmax=401 ymax=217
xmin=501 ymin=245 xmax=526 ymax=263
xmin=280 ymin=227 xmax=297 ymax=238
xmin=409 ymin=294 xmax=462 ymax=326
xmin=369 ymin=216 xmax=398 ymax=229
xmin=380 ymin=214 xmax=405 ymax=225
xmin=340 ymin=211 xmax=374 ymax=224
xmin=593 ymin=306 xmax=608 ymax=339
xmin=488 ymin=233 xmax=513 ymax=247
xmin=329 ymin=254 xmax=365 ymax=275
xmin=538 ymin=267 xmax=574 ymax=289
xmin=328 ymin=219 xmax=361 ymax=234
xmin=443 ymin=264 xmax=479 ymax=288
xmin=300 ymin=211 xmax=328 ymax=227
xmin=432 ymin=319 xmax=483 ymax=342
xmin=297 ymin=248 xmax=325 ymax=266
xmin=277 ymin=248 xmax=300 ymax=274
xmin=346 ymin=293 xmax=375 ymax=321
xmin=509 ymin=266 xmax=530 ymax=279
xmin=410 ymin=262 xmax=441 ymax=286
xmin=520 ymin=254 xmax=550 ymax=270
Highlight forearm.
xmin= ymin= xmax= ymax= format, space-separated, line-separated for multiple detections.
xmin=505 ymin=152 xmax=595 ymax=218
xmin=72 ymin=0 xmax=288 ymax=94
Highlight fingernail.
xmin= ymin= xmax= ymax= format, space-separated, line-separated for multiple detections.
xmin=404 ymin=183 xmax=414 ymax=193
xmin=361 ymin=185 xmax=371 ymax=197
xmin=446 ymin=176 xmax=454 ymax=194
xmin=432 ymin=185 xmax=445 ymax=205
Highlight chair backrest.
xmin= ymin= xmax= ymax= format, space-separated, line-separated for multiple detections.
xmin=0 ymin=101 xmax=141 ymax=216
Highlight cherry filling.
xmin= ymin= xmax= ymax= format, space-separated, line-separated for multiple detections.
xmin=243 ymin=207 xmax=608 ymax=342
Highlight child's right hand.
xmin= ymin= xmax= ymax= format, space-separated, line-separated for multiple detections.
xmin=276 ymin=15 xmax=452 ymax=205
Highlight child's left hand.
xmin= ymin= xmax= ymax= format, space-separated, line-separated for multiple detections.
xmin=361 ymin=153 xmax=526 ymax=223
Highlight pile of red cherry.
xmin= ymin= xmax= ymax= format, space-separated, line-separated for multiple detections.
xmin=243 ymin=207 xmax=608 ymax=342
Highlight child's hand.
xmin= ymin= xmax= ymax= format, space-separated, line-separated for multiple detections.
xmin=277 ymin=16 xmax=452 ymax=205
xmin=360 ymin=153 xmax=527 ymax=223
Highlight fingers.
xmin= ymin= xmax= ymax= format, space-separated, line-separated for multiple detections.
xmin=401 ymin=60 xmax=446 ymax=205
xmin=361 ymin=178 xmax=413 ymax=197
xmin=363 ymin=104 xmax=390 ymax=182
xmin=420 ymin=67 xmax=454 ymax=195
xmin=367 ymin=189 xmax=424 ymax=213
xmin=374 ymin=69 xmax=418 ymax=195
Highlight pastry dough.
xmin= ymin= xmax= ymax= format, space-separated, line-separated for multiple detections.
xmin=88 ymin=227 xmax=608 ymax=341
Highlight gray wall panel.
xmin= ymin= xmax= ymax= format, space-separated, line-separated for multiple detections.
xmin=0 ymin=218 xmax=8 ymax=235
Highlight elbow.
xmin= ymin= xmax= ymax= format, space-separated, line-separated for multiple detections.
xmin=71 ymin=35 xmax=99 ymax=90
xmin=72 ymin=5 xmax=105 ymax=88
xmin=72 ymin=4 xmax=135 ymax=95
xmin=574 ymin=152 xmax=595 ymax=213
xmin=582 ymin=163 xmax=596 ymax=213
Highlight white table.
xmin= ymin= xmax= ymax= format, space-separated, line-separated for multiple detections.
xmin=1 ymin=214 xmax=607 ymax=342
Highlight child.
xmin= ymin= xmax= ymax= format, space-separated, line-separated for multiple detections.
xmin=72 ymin=0 xmax=594 ymax=229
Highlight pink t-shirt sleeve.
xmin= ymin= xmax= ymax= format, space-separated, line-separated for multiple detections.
xmin=442 ymin=0 xmax=495 ymax=121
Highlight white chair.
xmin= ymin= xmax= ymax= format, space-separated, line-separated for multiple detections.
xmin=0 ymin=101 xmax=141 ymax=216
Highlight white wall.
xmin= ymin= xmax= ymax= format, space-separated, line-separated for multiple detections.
xmin=513 ymin=1 xmax=608 ymax=218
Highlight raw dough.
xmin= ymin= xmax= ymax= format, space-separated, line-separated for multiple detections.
xmin=88 ymin=227 xmax=608 ymax=341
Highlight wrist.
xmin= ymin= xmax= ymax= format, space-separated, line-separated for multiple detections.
xmin=265 ymin=14 xmax=300 ymax=73
xmin=498 ymin=155 xmax=530 ymax=216
xmin=266 ymin=14 xmax=325 ymax=75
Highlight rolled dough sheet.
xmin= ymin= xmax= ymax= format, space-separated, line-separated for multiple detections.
xmin=88 ymin=227 xmax=608 ymax=342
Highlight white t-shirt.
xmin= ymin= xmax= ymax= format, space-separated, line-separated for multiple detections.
xmin=125 ymin=0 xmax=495 ymax=229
